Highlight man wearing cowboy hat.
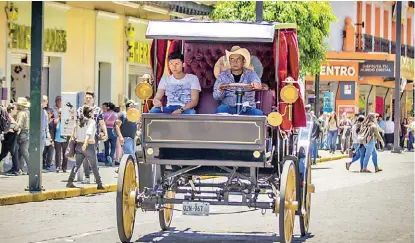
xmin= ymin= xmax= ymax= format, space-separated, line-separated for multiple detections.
xmin=213 ymin=46 xmax=263 ymax=115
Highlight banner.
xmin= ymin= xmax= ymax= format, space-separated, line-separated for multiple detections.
xmin=375 ymin=96 xmax=384 ymax=115
xmin=61 ymin=92 xmax=84 ymax=136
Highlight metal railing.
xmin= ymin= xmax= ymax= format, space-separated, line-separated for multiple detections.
xmin=355 ymin=34 xmax=414 ymax=58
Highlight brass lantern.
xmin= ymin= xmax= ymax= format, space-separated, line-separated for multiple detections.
xmin=135 ymin=73 xmax=154 ymax=111
xmin=280 ymin=77 xmax=299 ymax=121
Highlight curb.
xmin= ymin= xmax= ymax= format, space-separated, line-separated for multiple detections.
xmin=315 ymin=154 xmax=348 ymax=164
xmin=0 ymin=184 xmax=117 ymax=206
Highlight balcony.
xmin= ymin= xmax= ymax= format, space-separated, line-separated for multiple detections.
xmin=358 ymin=35 xmax=414 ymax=58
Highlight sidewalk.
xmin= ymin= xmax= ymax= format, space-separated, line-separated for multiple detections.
xmin=0 ymin=150 xmax=347 ymax=206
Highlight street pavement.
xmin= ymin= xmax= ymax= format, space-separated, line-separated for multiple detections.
xmin=0 ymin=151 xmax=413 ymax=243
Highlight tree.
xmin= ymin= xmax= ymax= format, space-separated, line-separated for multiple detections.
xmin=210 ymin=1 xmax=337 ymax=76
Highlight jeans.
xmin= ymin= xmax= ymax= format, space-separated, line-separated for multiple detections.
xmin=310 ymin=139 xmax=318 ymax=164
xmin=408 ymin=131 xmax=414 ymax=150
xmin=350 ymin=143 xmax=366 ymax=169
xmin=123 ymin=137 xmax=136 ymax=160
xmin=363 ymin=138 xmax=377 ymax=169
xmin=68 ymin=143 xmax=102 ymax=184
xmin=54 ymin=141 xmax=68 ymax=171
xmin=150 ymin=105 xmax=196 ymax=114
xmin=216 ymin=104 xmax=263 ymax=115
xmin=327 ymin=130 xmax=338 ymax=152
xmin=104 ymin=128 xmax=117 ymax=164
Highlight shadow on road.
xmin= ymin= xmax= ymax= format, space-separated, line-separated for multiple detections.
xmin=311 ymin=167 xmax=331 ymax=170
xmin=135 ymin=227 xmax=314 ymax=243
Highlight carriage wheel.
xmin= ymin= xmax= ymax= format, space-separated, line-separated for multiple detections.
xmin=116 ymin=155 xmax=137 ymax=243
xmin=278 ymin=160 xmax=298 ymax=243
xmin=299 ymin=152 xmax=314 ymax=236
xmin=159 ymin=189 xmax=175 ymax=230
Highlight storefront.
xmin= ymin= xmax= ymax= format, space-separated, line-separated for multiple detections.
xmin=3 ymin=2 xmax=68 ymax=103
xmin=306 ymin=52 xmax=414 ymax=118
xmin=125 ymin=17 xmax=152 ymax=106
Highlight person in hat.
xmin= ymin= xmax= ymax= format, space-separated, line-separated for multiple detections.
xmin=115 ymin=100 xmax=140 ymax=158
xmin=150 ymin=52 xmax=201 ymax=114
xmin=213 ymin=46 xmax=263 ymax=115
xmin=15 ymin=97 xmax=30 ymax=171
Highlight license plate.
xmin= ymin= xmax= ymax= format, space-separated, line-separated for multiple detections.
xmin=182 ymin=201 xmax=210 ymax=216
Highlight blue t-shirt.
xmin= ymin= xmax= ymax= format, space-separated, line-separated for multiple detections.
xmin=158 ymin=74 xmax=201 ymax=106
xmin=55 ymin=120 xmax=66 ymax=142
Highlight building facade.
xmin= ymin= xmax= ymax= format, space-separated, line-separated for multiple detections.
xmin=0 ymin=1 xmax=212 ymax=107
xmin=306 ymin=1 xmax=415 ymax=119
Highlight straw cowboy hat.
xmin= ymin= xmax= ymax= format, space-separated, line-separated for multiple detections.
xmin=214 ymin=46 xmax=264 ymax=78
xmin=16 ymin=97 xmax=30 ymax=108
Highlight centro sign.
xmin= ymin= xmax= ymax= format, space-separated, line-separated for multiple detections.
xmin=320 ymin=65 xmax=356 ymax=77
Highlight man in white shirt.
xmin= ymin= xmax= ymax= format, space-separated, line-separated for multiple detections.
xmin=384 ymin=116 xmax=395 ymax=147
xmin=150 ymin=52 xmax=201 ymax=114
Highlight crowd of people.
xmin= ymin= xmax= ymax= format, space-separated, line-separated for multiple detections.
xmin=308 ymin=110 xmax=415 ymax=172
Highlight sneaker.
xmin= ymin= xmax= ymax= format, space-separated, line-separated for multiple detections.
xmin=106 ymin=156 xmax=113 ymax=166
xmin=97 ymin=184 xmax=105 ymax=190
xmin=82 ymin=177 xmax=90 ymax=184
xmin=66 ymin=182 xmax=76 ymax=188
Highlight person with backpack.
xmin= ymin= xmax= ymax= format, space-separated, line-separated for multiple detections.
xmin=359 ymin=113 xmax=384 ymax=173
xmin=345 ymin=115 xmax=366 ymax=171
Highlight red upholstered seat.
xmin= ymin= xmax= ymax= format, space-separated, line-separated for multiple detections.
xmin=183 ymin=42 xmax=276 ymax=114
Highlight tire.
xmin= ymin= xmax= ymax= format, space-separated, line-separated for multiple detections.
xmin=116 ymin=155 xmax=137 ymax=243
xmin=279 ymin=160 xmax=297 ymax=243
xmin=158 ymin=189 xmax=175 ymax=230
xmin=299 ymin=152 xmax=312 ymax=236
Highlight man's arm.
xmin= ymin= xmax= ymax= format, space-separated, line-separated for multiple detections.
xmin=182 ymin=90 xmax=199 ymax=110
xmin=152 ymin=89 xmax=165 ymax=107
xmin=213 ymin=76 xmax=225 ymax=100
xmin=247 ymin=70 xmax=262 ymax=88
xmin=115 ymin=113 xmax=124 ymax=144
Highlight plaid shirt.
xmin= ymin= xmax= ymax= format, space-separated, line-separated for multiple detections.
xmin=213 ymin=69 xmax=261 ymax=107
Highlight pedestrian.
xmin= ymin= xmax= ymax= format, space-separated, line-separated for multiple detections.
xmin=114 ymin=100 xmax=140 ymax=160
xmin=377 ymin=115 xmax=386 ymax=151
xmin=327 ymin=112 xmax=339 ymax=154
xmin=310 ymin=114 xmax=322 ymax=165
xmin=384 ymin=117 xmax=394 ymax=149
xmin=66 ymin=106 xmax=104 ymax=189
xmin=42 ymin=108 xmax=54 ymax=170
xmin=0 ymin=104 xmax=21 ymax=175
xmin=51 ymin=96 xmax=62 ymax=119
xmin=15 ymin=97 xmax=30 ymax=172
xmin=51 ymin=108 xmax=69 ymax=172
xmin=339 ymin=112 xmax=352 ymax=154
xmin=400 ymin=118 xmax=408 ymax=148
xmin=359 ymin=113 xmax=384 ymax=173
xmin=102 ymin=102 xmax=118 ymax=166
xmin=345 ymin=115 xmax=366 ymax=171
xmin=405 ymin=117 xmax=415 ymax=152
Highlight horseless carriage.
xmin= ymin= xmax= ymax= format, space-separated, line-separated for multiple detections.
xmin=116 ymin=19 xmax=315 ymax=243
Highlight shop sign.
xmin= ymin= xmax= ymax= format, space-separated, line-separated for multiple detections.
xmin=401 ymin=56 xmax=415 ymax=81
xmin=323 ymin=91 xmax=334 ymax=113
xmin=319 ymin=61 xmax=359 ymax=81
xmin=127 ymin=41 xmax=151 ymax=65
xmin=337 ymin=105 xmax=357 ymax=116
xmin=339 ymin=82 xmax=355 ymax=100
xmin=358 ymin=60 xmax=394 ymax=77
xmin=8 ymin=23 xmax=67 ymax=52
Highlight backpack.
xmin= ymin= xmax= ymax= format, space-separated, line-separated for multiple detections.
xmin=0 ymin=107 xmax=11 ymax=133
xmin=357 ymin=124 xmax=371 ymax=144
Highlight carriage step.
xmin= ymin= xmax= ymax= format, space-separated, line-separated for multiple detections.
xmin=184 ymin=195 xmax=220 ymax=200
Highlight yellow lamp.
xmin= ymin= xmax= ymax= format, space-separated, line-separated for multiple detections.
xmin=280 ymin=77 xmax=299 ymax=121
xmin=135 ymin=83 xmax=153 ymax=100
xmin=267 ymin=112 xmax=283 ymax=126
xmin=126 ymin=108 xmax=141 ymax=123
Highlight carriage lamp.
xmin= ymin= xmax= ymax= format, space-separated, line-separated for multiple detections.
xmin=126 ymin=108 xmax=141 ymax=123
xmin=146 ymin=148 xmax=154 ymax=155
xmin=280 ymin=77 xmax=299 ymax=121
xmin=135 ymin=73 xmax=154 ymax=113
xmin=267 ymin=112 xmax=283 ymax=127
xmin=253 ymin=151 xmax=261 ymax=158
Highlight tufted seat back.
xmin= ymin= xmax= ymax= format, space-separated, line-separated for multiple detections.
xmin=183 ymin=42 xmax=275 ymax=114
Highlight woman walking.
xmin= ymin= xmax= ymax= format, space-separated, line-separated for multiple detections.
xmin=345 ymin=115 xmax=366 ymax=171
xmin=51 ymin=108 xmax=69 ymax=172
xmin=0 ymin=105 xmax=21 ymax=175
xmin=360 ymin=113 xmax=384 ymax=173
xmin=66 ymin=106 xmax=104 ymax=189
xmin=327 ymin=112 xmax=339 ymax=154
xmin=102 ymin=102 xmax=118 ymax=166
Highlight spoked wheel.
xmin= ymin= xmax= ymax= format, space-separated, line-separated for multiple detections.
xmin=116 ymin=155 xmax=138 ymax=243
xmin=278 ymin=160 xmax=298 ymax=243
xmin=159 ymin=188 xmax=176 ymax=230
xmin=300 ymin=152 xmax=314 ymax=236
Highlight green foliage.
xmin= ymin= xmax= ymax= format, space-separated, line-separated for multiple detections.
xmin=210 ymin=1 xmax=337 ymax=76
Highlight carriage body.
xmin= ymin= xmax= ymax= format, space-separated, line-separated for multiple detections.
xmin=116 ymin=20 xmax=314 ymax=243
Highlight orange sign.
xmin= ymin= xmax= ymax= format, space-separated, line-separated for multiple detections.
xmin=319 ymin=61 xmax=359 ymax=81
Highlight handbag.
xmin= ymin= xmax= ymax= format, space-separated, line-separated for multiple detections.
xmin=65 ymin=138 xmax=76 ymax=158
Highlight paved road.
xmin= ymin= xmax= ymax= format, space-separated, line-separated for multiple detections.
xmin=0 ymin=152 xmax=413 ymax=243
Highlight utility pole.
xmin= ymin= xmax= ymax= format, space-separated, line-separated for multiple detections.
xmin=392 ymin=1 xmax=402 ymax=153
xmin=28 ymin=1 xmax=44 ymax=191
xmin=314 ymin=74 xmax=320 ymax=117
xmin=256 ymin=1 xmax=263 ymax=22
